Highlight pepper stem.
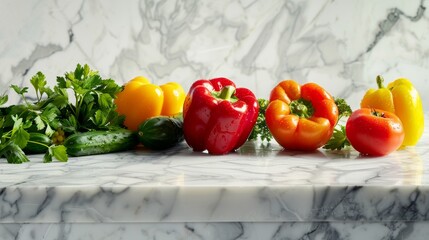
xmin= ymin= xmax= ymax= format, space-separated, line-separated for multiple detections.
xmin=376 ymin=75 xmax=385 ymax=89
xmin=371 ymin=109 xmax=385 ymax=118
xmin=218 ymin=86 xmax=236 ymax=101
xmin=289 ymin=99 xmax=314 ymax=118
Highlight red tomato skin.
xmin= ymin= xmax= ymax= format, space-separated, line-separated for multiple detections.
xmin=345 ymin=108 xmax=405 ymax=156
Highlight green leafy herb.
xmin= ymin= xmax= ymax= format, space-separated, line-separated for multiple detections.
xmin=323 ymin=98 xmax=352 ymax=150
xmin=0 ymin=116 xmax=30 ymax=163
xmin=335 ymin=98 xmax=352 ymax=121
xmin=248 ymin=98 xmax=272 ymax=142
xmin=30 ymin=71 xmax=52 ymax=101
xmin=11 ymin=85 xmax=29 ymax=96
xmin=0 ymin=94 xmax=7 ymax=106
xmin=0 ymin=142 xmax=29 ymax=164
xmin=0 ymin=63 xmax=124 ymax=164
xmin=323 ymin=125 xmax=350 ymax=150
xmin=56 ymin=63 xmax=124 ymax=131
xmin=50 ymin=145 xmax=68 ymax=162
xmin=0 ymin=114 xmax=68 ymax=164
xmin=43 ymin=151 xmax=52 ymax=163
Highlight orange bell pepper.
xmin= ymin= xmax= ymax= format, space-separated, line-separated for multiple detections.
xmin=266 ymin=80 xmax=338 ymax=151
xmin=115 ymin=76 xmax=185 ymax=131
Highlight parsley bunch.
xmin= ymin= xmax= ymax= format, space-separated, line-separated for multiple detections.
xmin=55 ymin=64 xmax=124 ymax=132
xmin=0 ymin=75 xmax=67 ymax=163
xmin=0 ymin=64 xmax=124 ymax=163
xmin=323 ymin=98 xmax=353 ymax=150
xmin=248 ymin=98 xmax=273 ymax=142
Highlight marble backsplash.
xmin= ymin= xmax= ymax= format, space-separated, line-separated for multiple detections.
xmin=0 ymin=0 xmax=428 ymax=110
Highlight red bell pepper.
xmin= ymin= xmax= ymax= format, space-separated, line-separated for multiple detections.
xmin=183 ymin=78 xmax=259 ymax=155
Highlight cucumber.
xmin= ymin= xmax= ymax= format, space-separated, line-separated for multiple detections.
xmin=23 ymin=132 xmax=51 ymax=154
xmin=138 ymin=116 xmax=184 ymax=150
xmin=64 ymin=129 xmax=138 ymax=157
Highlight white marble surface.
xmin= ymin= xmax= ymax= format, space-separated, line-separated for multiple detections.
xmin=0 ymin=114 xmax=428 ymax=226
xmin=1 ymin=0 xmax=429 ymax=239
xmin=1 ymin=0 xmax=428 ymax=111
xmin=2 ymin=222 xmax=429 ymax=240
xmin=0 ymin=121 xmax=428 ymax=240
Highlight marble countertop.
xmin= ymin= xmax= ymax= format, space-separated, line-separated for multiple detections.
xmin=0 ymin=115 xmax=428 ymax=224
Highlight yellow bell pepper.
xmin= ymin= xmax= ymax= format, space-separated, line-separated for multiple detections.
xmin=115 ymin=76 xmax=185 ymax=131
xmin=361 ymin=75 xmax=424 ymax=146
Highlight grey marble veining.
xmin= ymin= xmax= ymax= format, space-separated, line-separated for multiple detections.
xmin=1 ymin=0 xmax=429 ymax=239
xmin=1 ymin=0 xmax=428 ymax=111
xmin=2 ymin=222 xmax=429 ymax=240
xmin=0 ymin=115 xmax=428 ymax=225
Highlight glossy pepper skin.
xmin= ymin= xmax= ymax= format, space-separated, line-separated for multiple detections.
xmin=183 ymin=78 xmax=259 ymax=155
xmin=266 ymin=80 xmax=338 ymax=151
xmin=361 ymin=76 xmax=424 ymax=146
xmin=115 ymin=76 xmax=186 ymax=131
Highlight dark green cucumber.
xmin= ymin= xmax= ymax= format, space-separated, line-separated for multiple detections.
xmin=64 ymin=129 xmax=138 ymax=157
xmin=138 ymin=116 xmax=184 ymax=150
xmin=23 ymin=132 xmax=51 ymax=154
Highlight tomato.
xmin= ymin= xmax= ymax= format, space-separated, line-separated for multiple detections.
xmin=345 ymin=108 xmax=405 ymax=156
